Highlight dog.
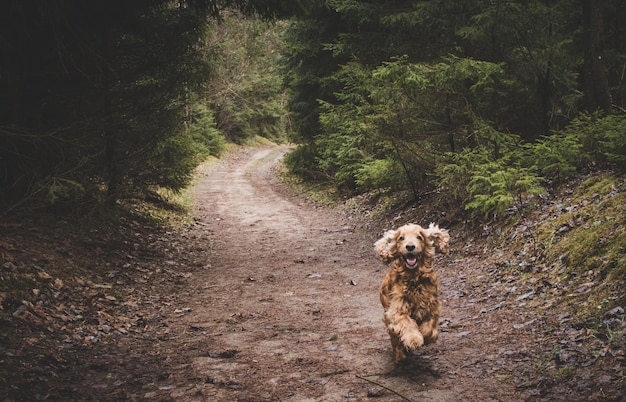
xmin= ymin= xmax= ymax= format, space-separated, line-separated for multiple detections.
xmin=374 ymin=223 xmax=450 ymax=362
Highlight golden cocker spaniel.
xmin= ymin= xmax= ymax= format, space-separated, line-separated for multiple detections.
xmin=374 ymin=223 xmax=450 ymax=362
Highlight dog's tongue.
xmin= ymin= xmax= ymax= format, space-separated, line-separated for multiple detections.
xmin=406 ymin=256 xmax=417 ymax=266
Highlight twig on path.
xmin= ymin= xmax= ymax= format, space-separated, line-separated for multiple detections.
xmin=355 ymin=374 xmax=414 ymax=402
xmin=320 ymin=368 xmax=351 ymax=388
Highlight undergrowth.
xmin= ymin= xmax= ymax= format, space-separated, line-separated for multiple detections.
xmin=539 ymin=174 xmax=625 ymax=319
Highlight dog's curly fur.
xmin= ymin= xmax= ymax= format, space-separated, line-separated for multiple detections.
xmin=374 ymin=223 xmax=450 ymax=362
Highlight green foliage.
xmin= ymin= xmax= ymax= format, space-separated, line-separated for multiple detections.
xmin=281 ymin=0 xmax=626 ymax=214
xmin=435 ymin=149 xmax=487 ymax=204
xmin=466 ymin=163 xmax=544 ymax=216
xmin=0 ymin=1 xmax=294 ymax=214
xmin=189 ymin=103 xmax=225 ymax=159
xmin=3 ymin=0 xmax=625 ymax=221
xmin=457 ymin=0 xmax=582 ymax=124
xmin=522 ymin=112 xmax=626 ymax=188
xmin=0 ymin=1 xmax=219 ymax=211
xmin=525 ymin=131 xmax=583 ymax=184
xmin=561 ymin=113 xmax=626 ymax=172
xmin=599 ymin=117 xmax=626 ymax=170
xmin=369 ymin=56 xmax=505 ymax=135
xmin=437 ymin=144 xmax=544 ymax=217
xmin=354 ymin=158 xmax=405 ymax=191
xmin=466 ymin=169 xmax=515 ymax=216
xmin=149 ymin=131 xmax=198 ymax=192
xmin=280 ymin=6 xmax=348 ymax=144
xmin=46 ymin=178 xmax=86 ymax=205
xmin=207 ymin=16 xmax=288 ymax=144
xmin=307 ymin=55 xmax=506 ymax=196
xmin=283 ymin=144 xmax=320 ymax=181
xmin=316 ymin=97 xmax=369 ymax=189
xmin=436 ymin=112 xmax=625 ymax=218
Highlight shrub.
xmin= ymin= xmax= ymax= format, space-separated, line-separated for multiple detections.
xmin=189 ymin=103 xmax=225 ymax=158
xmin=283 ymin=144 xmax=320 ymax=181
xmin=465 ymin=161 xmax=544 ymax=216
xmin=46 ymin=178 xmax=86 ymax=205
xmin=560 ymin=112 xmax=626 ymax=172
xmin=525 ymin=131 xmax=583 ymax=184
xmin=593 ymin=114 xmax=626 ymax=171
xmin=354 ymin=158 xmax=405 ymax=191
xmin=437 ymin=143 xmax=544 ymax=217
xmin=435 ymin=149 xmax=487 ymax=204
xmin=150 ymin=132 xmax=198 ymax=192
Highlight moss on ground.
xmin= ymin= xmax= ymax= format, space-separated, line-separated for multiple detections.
xmin=533 ymin=173 xmax=625 ymax=322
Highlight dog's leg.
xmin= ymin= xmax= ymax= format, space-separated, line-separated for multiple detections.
xmin=418 ymin=319 xmax=439 ymax=345
xmin=388 ymin=332 xmax=407 ymax=362
xmin=384 ymin=302 xmax=424 ymax=352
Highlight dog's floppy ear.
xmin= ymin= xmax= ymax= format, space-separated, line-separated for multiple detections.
xmin=374 ymin=229 xmax=397 ymax=262
xmin=426 ymin=223 xmax=450 ymax=254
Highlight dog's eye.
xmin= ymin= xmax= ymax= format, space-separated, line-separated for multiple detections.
xmin=398 ymin=236 xmax=404 ymax=241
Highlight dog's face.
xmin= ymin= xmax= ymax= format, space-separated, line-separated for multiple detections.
xmin=390 ymin=224 xmax=430 ymax=269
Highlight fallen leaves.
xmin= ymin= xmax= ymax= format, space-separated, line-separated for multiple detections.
xmin=0 ymin=217 xmax=202 ymax=400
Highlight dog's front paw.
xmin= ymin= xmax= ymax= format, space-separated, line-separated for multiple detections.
xmin=401 ymin=330 xmax=424 ymax=351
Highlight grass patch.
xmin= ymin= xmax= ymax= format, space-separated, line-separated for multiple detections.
xmin=133 ymin=154 xmax=221 ymax=228
xmin=532 ymin=172 xmax=626 ymax=321
xmin=547 ymin=175 xmax=625 ymax=279
xmin=277 ymin=162 xmax=343 ymax=207
xmin=242 ymin=135 xmax=278 ymax=148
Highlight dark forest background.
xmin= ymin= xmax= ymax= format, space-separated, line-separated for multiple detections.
xmin=1 ymin=0 xmax=624 ymax=219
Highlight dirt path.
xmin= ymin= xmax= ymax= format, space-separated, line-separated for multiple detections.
xmin=148 ymin=146 xmax=523 ymax=401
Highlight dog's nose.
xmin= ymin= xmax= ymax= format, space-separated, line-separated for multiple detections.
xmin=406 ymin=244 xmax=415 ymax=252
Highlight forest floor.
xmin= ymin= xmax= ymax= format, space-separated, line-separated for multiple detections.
xmin=1 ymin=146 xmax=624 ymax=401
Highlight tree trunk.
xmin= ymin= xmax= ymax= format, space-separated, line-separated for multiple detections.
xmin=582 ymin=0 xmax=611 ymax=113
xmin=102 ymin=24 xmax=121 ymax=207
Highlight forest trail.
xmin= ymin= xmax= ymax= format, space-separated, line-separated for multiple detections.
xmin=151 ymin=146 xmax=524 ymax=401
xmin=2 ymin=146 xmax=551 ymax=401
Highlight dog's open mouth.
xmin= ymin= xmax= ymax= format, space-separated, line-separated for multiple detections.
xmin=404 ymin=254 xmax=418 ymax=268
